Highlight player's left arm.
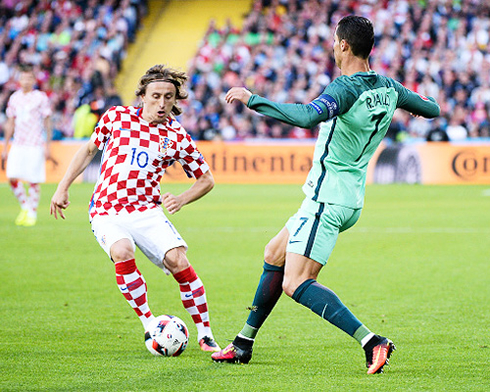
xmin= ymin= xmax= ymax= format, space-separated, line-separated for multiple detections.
xmin=394 ymin=82 xmax=440 ymax=118
xmin=225 ymin=87 xmax=339 ymax=129
xmin=163 ymin=131 xmax=214 ymax=215
xmin=162 ymin=170 xmax=214 ymax=215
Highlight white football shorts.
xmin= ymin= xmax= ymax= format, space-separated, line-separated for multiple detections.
xmin=6 ymin=144 xmax=46 ymax=183
xmin=91 ymin=208 xmax=188 ymax=274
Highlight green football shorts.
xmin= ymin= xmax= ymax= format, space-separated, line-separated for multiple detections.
xmin=285 ymin=198 xmax=362 ymax=265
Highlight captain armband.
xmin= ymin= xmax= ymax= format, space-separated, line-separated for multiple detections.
xmin=308 ymin=94 xmax=340 ymax=119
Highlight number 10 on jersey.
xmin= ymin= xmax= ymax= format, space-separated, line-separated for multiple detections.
xmin=131 ymin=148 xmax=149 ymax=168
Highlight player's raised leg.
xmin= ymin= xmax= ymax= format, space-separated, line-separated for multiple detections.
xmin=285 ymin=252 xmax=395 ymax=374
xmin=212 ymin=228 xmax=288 ymax=363
xmin=165 ymin=247 xmax=221 ymax=352
xmin=286 ymin=253 xmax=362 ymax=335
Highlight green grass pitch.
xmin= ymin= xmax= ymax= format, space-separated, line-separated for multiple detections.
xmin=1 ymin=182 xmax=489 ymax=391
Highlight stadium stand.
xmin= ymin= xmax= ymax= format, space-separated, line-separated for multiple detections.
xmin=1 ymin=0 xmax=490 ymax=143
xmin=181 ymin=0 xmax=490 ymax=141
xmin=0 ymin=0 xmax=147 ymax=138
xmin=115 ymin=0 xmax=252 ymax=106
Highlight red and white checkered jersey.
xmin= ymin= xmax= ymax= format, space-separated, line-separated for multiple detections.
xmin=89 ymin=106 xmax=209 ymax=219
xmin=6 ymin=89 xmax=52 ymax=147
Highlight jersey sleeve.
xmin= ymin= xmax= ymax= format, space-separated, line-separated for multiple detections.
xmin=6 ymin=93 xmax=16 ymax=118
xmin=92 ymin=107 xmax=116 ymax=149
xmin=177 ymin=133 xmax=210 ymax=179
xmin=393 ymin=80 xmax=440 ymax=118
xmin=247 ymin=92 xmax=339 ymax=129
xmin=246 ymin=76 xmax=366 ymax=128
xmin=322 ymin=77 xmax=360 ymax=116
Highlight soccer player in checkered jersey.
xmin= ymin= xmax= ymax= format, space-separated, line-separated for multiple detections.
xmin=50 ymin=64 xmax=221 ymax=353
xmin=212 ymin=16 xmax=440 ymax=373
xmin=1 ymin=65 xmax=54 ymax=227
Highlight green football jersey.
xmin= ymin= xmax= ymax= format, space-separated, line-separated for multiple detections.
xmin=247 ymin=70 xmax=440 ymax=208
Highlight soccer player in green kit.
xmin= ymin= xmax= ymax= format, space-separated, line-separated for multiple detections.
xmin=212 ymin=16 xmax=440 ymax=374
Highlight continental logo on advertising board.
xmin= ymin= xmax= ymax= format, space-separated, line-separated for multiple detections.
xmin=451 ymin=149 xmax=490 ymax=180
xmin=1 ymin=141 xmax=490 ymax=185
xmin=164 ymin=142 xmax=314 ymax=183
xmin=370 ymin=143 xmax=490 ymax=184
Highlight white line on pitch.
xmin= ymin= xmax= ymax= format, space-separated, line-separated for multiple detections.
xmin=185 ymin=227 xmax=489 ymax=234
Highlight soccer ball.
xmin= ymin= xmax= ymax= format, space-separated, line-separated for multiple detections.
xmin=144 ymin=315 xmax=189 ymax=357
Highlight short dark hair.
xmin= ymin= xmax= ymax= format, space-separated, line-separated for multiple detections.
xmin=19 ymin=64 xmax=34 ymax=74
xmin=336 ymin=16 xmax=374 ymax=59
xmin=135 ymin=64 xmax=188 ymax=115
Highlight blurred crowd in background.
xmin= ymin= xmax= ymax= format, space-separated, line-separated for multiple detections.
xmin=182 ymin=0 xmax=490 ymax=142
xmin=1 ymin=0 xmax=490 ymax=142
xmin=0 ymin=0 xmax=146 ymax=139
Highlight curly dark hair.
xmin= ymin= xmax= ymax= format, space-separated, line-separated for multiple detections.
xmin=135 ymin=64 xmax=188 ymax=115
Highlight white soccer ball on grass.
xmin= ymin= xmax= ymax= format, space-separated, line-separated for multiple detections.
xmin=144 ymin=315 xmax=189 ymax=357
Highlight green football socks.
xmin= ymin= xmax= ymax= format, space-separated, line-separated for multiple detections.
xmin=292 ymin=279 xmax=371 ymax=344
xmin=239 ymin=261 xmax=284 ymax=340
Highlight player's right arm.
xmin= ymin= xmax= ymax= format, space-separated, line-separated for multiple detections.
xmin=2 ymin=94 xmax=15 ymax=162
xmin=51 ymin=107 xmax=114 ymax=219
xmin=225 ymin=87 xmax=339 ymax=129
xmin=50 ymin=136 xmax=99 ymax=219
xmin=1 ymin=117 xmax=14 ymax=170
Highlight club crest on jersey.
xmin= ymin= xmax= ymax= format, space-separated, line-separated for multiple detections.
xmin=159 ymin=136 xmax=174 ymax=154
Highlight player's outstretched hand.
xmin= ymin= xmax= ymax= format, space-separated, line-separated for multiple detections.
xmin=225 ymin=87 xmax=252 ymax=105
xmin=162 ymin=192 xmax=183 ymax=215
xmin=50 ymin=188 xmax=70 ymax=219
